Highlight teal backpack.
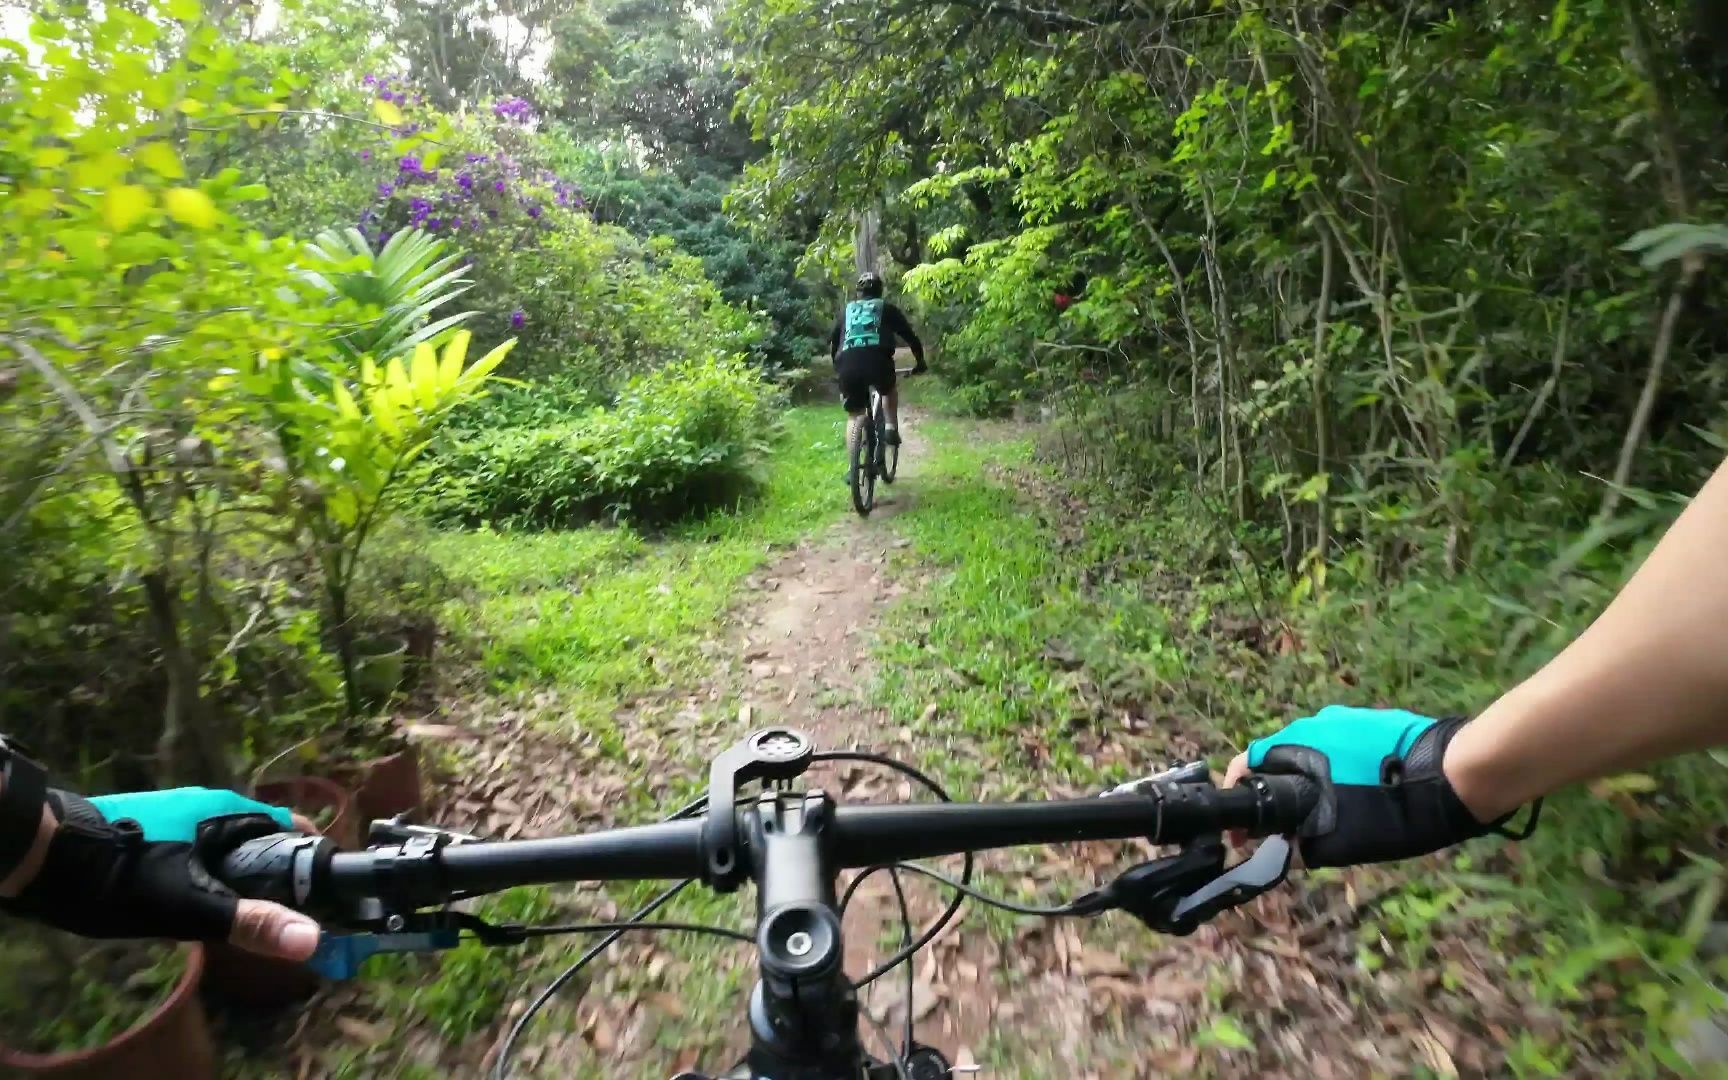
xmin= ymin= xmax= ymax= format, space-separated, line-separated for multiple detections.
xmin=842 ymin=299 xmax=884 ymax=350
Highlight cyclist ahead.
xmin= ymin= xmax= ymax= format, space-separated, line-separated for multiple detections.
xmin=829 ymin=271 xmax=926 ymax=462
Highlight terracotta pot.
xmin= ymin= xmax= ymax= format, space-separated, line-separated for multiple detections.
xmin=353 ymin=744 xmax=423 ymax=826
xmin=200 ymin=941 xmax=321 ymax=1008
xmin=255 ymin=774 xmax=359 ymax=851
xmin=0 ymin=944 xmax=214 ymax=1079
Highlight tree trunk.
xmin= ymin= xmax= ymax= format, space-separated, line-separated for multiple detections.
xmin=1312 ymin=226 xmax=1337 ymax=561
xmin=142 ymin=571 xmax=230 ymax=786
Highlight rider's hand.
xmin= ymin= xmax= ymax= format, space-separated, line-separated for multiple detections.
xmin=0 ymin=787 xmax=322 ymax=960
xmin=1223 ymin=706 xmax=1508 ymax=868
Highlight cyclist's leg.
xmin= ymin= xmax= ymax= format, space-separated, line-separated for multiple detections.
xmin=877 ymin=356 xmax=902 ymax=445
xmin=837 ymin=351 xmax=872 ymax=481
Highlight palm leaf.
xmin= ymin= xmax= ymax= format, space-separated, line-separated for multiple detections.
xmin=302 ymin=227 xmax=475 ymax=362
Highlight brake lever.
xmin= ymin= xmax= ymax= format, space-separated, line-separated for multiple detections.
xmin=1169 ymin=835 xmax=1292 ymax=925
xmin=308 ymin=926 xmax=462 ymax=980
xmin=307 ymin=910 xmax=527 ymax=980
xmin=1100 ymin=759 xmax=1210 ymax=797
xmin=1067 ymin=835 xmax=1294 ymax=935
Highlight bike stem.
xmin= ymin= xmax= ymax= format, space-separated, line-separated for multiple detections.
xmin=742 ymin=789 xmax=865 ymax=1079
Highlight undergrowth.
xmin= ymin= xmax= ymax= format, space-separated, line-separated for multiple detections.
xmin=869 ymin=415 xmax=1728 ymax=1076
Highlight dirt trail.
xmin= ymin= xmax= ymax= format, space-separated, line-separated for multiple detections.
xmin=711 ymin=442 xmax=1014 ymax=1072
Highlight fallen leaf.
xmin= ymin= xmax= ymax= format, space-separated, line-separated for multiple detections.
xmin=1413 ymin=1029 xmax=1458 ymax=1077
xmin=1079 ymin=946 xmax=1129 ymax=976
xmin=646 ymin=992 xmax=686 ymax=1018
xmin=334 ymin=1015 xmax=389 ymax=1043
xmin=589 ymin=1010 xmax=616 ymax=1053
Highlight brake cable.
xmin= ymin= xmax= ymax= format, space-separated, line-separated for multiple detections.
xmin=496 ymin=752 xmax=970 ymax=1078
xmin=494 ymin=794 xmax=717 ymax=1080
xmin=815 ymin=751 xmax=975 ymax=991
xmin=881 ymin=861 xmax=1081 ymax=917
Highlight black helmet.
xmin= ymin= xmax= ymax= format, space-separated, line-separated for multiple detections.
xmin=855 ymin=271 xmax=884 ymax=298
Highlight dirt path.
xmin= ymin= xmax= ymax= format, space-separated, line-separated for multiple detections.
xmin=719 ymin=451 xmax=1007 ymax=1068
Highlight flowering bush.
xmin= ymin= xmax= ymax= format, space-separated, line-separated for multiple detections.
xmin=310 ymin=78 xmax=763 ymax=395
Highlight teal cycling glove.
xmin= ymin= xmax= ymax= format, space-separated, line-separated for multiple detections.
xmin=1 ymin=768 xmax=296 ymax=941
xmin=89 ymin=788 xmax=292 ymax=843
xmin=1248 ymin=706 xmax=1535 ymax=867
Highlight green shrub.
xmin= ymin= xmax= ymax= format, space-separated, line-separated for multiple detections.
xmin=418 ymin=355 xmax=783 ymax=527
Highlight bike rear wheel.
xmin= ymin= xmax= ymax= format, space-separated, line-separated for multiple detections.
xmin=849 ymin=410 xmax=875 ymax=516
xmin=877 ymin=399 xmax=898 ymax=485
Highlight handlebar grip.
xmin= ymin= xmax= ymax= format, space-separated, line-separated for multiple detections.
xmin=1252 ymin=744 xmax=1338 ymax=839
xmin=1255 ymin=773 xmax=1323 ymax=835
xmin=216 ymin=832 xmax=334 ymax=911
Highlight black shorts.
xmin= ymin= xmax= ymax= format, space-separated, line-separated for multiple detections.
xmin=835 ymin=349 xmax=895 ymax=413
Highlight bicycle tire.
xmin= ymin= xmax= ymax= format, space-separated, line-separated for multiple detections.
xmin=849 ymin=410 xmax=874 ymax=516
xmin=877 ymin=399 xmax=898 ymax=485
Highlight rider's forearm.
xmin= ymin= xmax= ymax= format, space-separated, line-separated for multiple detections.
xmin=0 ymin=772 xmax=56 ymax=897
xmin=1445 ymin=457 xmax=1728 ymax=820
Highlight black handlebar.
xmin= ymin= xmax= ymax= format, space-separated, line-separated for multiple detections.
xmin=217 ymin=772 xmax=1319 ymax=916
xmin=213 ymin=734 xmax=1323 ymax=1080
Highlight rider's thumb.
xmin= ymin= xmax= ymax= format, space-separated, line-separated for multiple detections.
xmin=229 ymin=899 xmax=321 ymax=961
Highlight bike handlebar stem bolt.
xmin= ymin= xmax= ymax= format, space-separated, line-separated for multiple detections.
xmin=786 ymin=931 xmax=813 ymax=957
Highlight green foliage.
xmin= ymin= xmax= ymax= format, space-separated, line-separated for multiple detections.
xmin=366 ymin=887 xmax=558 ymax=1041
xmin=0 ymin=930 xmax=186 ymax=1054
xmin=0 ymin=0 xmax=359 ymax=782
xmin=732 ymin=0 xmax=1728 ymax=569
xmin=0 ymin=0 xmax=516 ymax=773
xmin=419 ymin=355 xmax=783 ymax=527
xmin=571 ymin=151 xmax=825 ymax=368
xmin=549 ymin=0 xmax=756 ymax=172
xmin=300 ymin=227 xmax=475 ymax=361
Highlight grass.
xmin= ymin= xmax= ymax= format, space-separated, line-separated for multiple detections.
xmin=425 ymin=405 xmax=849 ymax=730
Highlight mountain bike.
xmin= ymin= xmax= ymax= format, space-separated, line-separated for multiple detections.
xmin=847 ymin=368 xmax=915 ymax=518
xmin=215 ymin=726 xmax=1323 ymax=1079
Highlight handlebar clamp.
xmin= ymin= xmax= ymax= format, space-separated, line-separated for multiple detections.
xmin=703 ymin=727 xmax=815 ymax=892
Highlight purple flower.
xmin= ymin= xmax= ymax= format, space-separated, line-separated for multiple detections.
xmin=377 ymin=181 xmax=395 ymax=198
xmin=399 ymin=155 xmax=421 ymax=174
xmin=526 ymin=205 xmax=541 ymax=219
xmin=466 ymin=153 xmax=489 ymax=164
xmin=360 ymin=149 xmax=372 ymax=161
xmin=493 ymin=96 xmax=535 ymax=123
xmin=427 ymin=217 xmax=442 ymax=230
xmin=363 ymin=74 xmax=379 ymax=87
xmin=409 ymin=197 xmax=431 ymax=214
xmin=510 ymin=310 xmax=526 ymax=329
xmin=493 ymin=179 xmax=506 ymax=193
xmin=456 ymin=172 xmax=474 ymax=193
